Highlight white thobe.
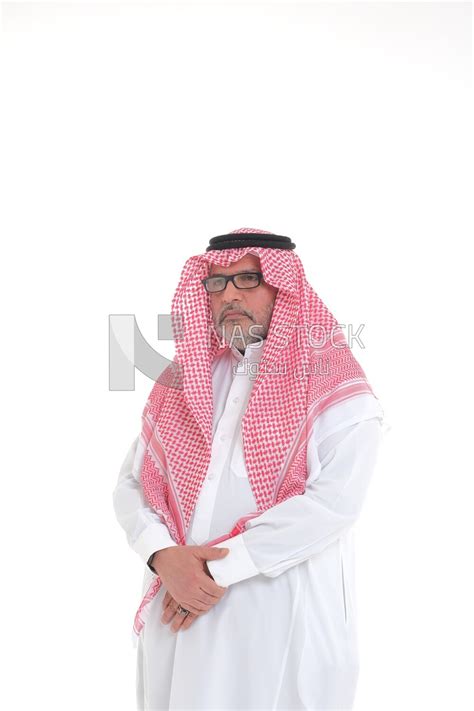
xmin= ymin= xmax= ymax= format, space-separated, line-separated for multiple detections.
xmin=113 ymin=338 xmax=386 ymax=710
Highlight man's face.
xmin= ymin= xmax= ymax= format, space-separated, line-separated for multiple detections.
xmin=207 ymin=254 xmax=278 ymax=353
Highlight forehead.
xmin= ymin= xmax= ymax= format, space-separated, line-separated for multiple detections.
xmin=209 ymin=253 xmax=261 ymax=275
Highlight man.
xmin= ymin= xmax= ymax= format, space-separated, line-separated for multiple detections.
xmin=113 ymin=227 xmax=386 ymax=710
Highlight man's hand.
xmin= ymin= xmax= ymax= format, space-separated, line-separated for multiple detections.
xmin=161 ymin=559 xmax=222 ymax=632
xmin=151 ymin=544 xmax=229 ymax=616
xmin=161 ymin=589 xmax=199 ymax=632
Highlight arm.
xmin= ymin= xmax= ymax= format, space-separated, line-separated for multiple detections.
xmin=112 ymin=436 xmax=178 ymax=572
xmin=207 ymin=415 xmax=384 ymax=586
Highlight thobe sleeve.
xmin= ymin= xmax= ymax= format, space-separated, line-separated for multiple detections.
xmin=112 ymin=436 xmax=178 ymax=569
xmin=206 ymin=414 xmax=384 ymax=587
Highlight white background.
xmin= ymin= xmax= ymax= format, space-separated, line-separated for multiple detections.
xmin=1 ymin=2 xmax=472 ymax=709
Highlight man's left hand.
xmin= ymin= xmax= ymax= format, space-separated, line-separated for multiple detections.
xmin=161 ymin=589 xmax=199 ymax=632
xmin=161 ymin=561 xmax=216 ymax=633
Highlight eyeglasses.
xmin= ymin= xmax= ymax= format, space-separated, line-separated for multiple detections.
xmin=201 ymin=271 xmax=264 ymax=293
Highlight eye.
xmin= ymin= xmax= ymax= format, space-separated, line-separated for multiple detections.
xmin=206 ymin=276 xmax=226 ymax=292
xmin=235 ymin=273 xmax=259 ymax=286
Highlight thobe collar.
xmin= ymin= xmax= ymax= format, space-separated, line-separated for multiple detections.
xmin=229 ymin=338 xmax=266 ymax=380
xmin=229 ymin=337 xmax=266 ymax=363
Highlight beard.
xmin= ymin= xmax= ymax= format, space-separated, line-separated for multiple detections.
xmin=213 ymin=299 xmax=275 ymax=350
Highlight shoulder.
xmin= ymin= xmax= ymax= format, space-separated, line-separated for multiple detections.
xmin=313 ymin=393 xmax=385 ymax=446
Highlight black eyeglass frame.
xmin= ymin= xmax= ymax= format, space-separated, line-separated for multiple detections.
xmin=201 ymin=271 xmax=264 ymax=293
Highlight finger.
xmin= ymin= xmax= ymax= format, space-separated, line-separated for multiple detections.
xmin=188 ymin=598 xmax=212 ymax=613
xmin=180 ymin=601 xmax=205 ymax=615
xmin=162 ymin=590 xmax=172 ymax=609
xmin=199 ymin=578 xmax=228 ymax=598
xmin=198 ymin=585 xmax=225 ymax=602
xmin=161 ymin=604 xmax=177 ymax=624
xmin=162 ymin=596 xmax=178 ymax=617
xmin=198 ymin=545 xmax=230 ymax=560
xmin=162 ymin=600 xmax=201 ymax=624
xmin=170 ymin=609 xmax=187 ymax=633
xmin=177 ymin=595 xmax=212 ymax=615
xmin=181 ymin=612 xmax=197 ymax=630
xmin=162 ymin=585 xmax=209 ymax=614
xmin=161 ymin=598 xmax=181 ymax=624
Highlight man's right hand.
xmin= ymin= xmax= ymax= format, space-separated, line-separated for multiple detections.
xmin=150 ymin=545 xmax=229 ymax=616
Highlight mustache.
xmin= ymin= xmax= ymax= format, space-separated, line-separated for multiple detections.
xmin=220 ymin=308 xmax=252 ymax=322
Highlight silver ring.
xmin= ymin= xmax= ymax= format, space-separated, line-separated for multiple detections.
xmin=176 ymin=604 xmax=190 ymax=617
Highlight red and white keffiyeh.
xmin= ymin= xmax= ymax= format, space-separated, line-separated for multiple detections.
xmin=132 ymin=228 xmax=379 ymax=642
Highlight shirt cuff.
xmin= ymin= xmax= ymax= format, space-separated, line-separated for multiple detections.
xmin=206 ymin=534 xmax=260 ymax=587
xmin=131 ymin=523 xmax=178 ymax=567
